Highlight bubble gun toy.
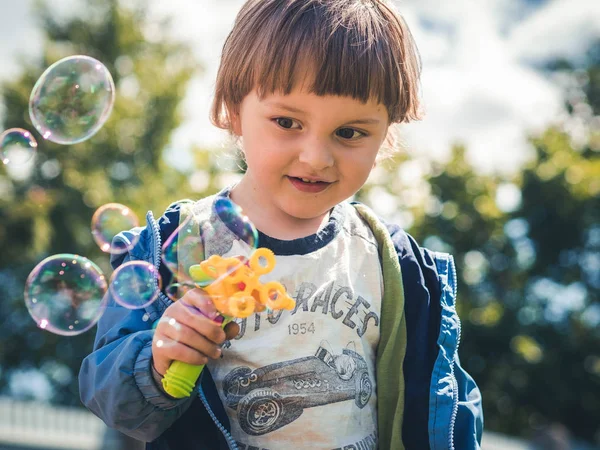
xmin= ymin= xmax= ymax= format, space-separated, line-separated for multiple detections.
xmin=162 ymin=247 xmax=295 ymax=398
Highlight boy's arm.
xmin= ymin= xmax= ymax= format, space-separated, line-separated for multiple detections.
xmin=78 ymin=221 xmax=196 ymax=443
xmin=79 ymin=286 xmax=196 ymax=442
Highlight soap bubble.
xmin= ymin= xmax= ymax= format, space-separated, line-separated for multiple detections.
xmin=164 ymin=280 xmax=195 ymax=303
xmin=24 ymin=254 xmax=108 ymax=336
xmin=161 ymin=218 xmax=205 ymax=283
xmin=214 ymin=197 xmax=258 ymax=248
xmin=109 ymin=261 xmax=161 ymax=309
xmin=162 ymin=197 xmax=258 ymax=299
xmin=29 ymin=55 xmax=115 ymax=145
xmin=1 ymin=128 xmax=38 ymax=165
xmin=91 ymin=203 xmax=140 ymax=254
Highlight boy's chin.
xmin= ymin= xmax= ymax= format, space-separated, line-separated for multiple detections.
xmin=283 ymin=204 xmax=333 ymax=222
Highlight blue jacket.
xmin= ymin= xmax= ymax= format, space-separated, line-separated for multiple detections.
xmin=79 ymin=200 xmax=483 ymax=449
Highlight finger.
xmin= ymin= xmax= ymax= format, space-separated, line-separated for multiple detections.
xmin=224 ymin=321 xmax=240 ymax=340
xmin=157 ymin=298 xmax=225 ymax=344
xmin=165 ymin=304 xmax=227 ymax=346
xmin=154 ymin=317 xmax=225 ymax=358
xmin=157 ymin=317 xmax=223 ymax=360
xmin=180 ymin=288 xmax=220 ymax=319
xmin=153 ymin=336 xmax=209 ymax=371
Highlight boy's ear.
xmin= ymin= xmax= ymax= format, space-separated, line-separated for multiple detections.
xmin=230 ymin=111 xmax=242 ymax=137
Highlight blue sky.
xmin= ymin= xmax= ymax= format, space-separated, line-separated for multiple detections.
xmin=0 ymin=0 xmax=599 ymax=176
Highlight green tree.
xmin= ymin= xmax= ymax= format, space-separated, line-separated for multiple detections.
xmin=0 ymin=0 xmax=208 ymax=405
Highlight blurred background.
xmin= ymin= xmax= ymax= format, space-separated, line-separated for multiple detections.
xmin=0 ymin=0 xmax=598 ymax=449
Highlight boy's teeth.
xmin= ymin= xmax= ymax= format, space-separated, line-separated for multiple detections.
xmin=301 ymin=178 xmax=318 ymax=183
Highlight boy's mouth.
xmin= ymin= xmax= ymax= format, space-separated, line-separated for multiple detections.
xmin=287 ymin=176 xmax=332 ymax=193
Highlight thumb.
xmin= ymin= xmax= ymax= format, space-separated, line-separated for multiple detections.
xmin=224 ymin=321 xmax=240 ymax=340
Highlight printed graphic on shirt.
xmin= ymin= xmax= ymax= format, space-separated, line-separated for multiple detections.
xmin=221 ymin=280 xmax=380 ymax=344
xmin=222 ymin=341 xmax=372 ymax=436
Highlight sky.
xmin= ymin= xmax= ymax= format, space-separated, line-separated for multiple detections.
xmin=0 ymin=0 xmax=599 ymax=176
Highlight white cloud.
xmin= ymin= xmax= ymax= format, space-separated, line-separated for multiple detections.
xmin=509 ymin=0 xmax=600 ymax=63
xmin=405 ymin=61 xmax=563 ymax=173
xmin=398 ymin=0 xmax=571 ymax=174
xmin=0 ymin=1 xmax=43 ymax=79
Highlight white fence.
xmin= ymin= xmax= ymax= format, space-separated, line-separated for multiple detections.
xmin=0 ymin=397 xmax=106 ymax=450
xmin=0 ymin=397 xmax=597 ymax=450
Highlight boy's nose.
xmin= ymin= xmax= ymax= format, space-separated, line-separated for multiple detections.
xmin=297 ymin=138 xmax=334 ymax=170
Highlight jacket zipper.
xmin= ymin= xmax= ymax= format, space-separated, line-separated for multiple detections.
xmin=198 ymin=388 xmax=239 ymax=450
xmin=149 ymin=211 xmax=165 ymax=301
xmin=148 ymin=210 xmax=238 ymax=450
xmin=447 ymin=254 xmax=461 ymax=450
xmin=148 ymin=211 xmax=173 ymax=310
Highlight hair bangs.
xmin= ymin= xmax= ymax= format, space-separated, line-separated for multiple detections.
xmin=253 ymin=3 xmax=401 ymax=120
xmin=212 ymin=0 xmax=422 ymax=131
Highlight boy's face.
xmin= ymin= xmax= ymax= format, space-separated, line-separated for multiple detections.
xmin=231 ymin=85 xmax=389 ymax=236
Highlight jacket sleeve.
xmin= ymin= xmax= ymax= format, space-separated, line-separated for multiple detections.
xmin=383 ymin=220 xmax=483 ymax=449
xmin=428 ymin=251 xmax=483 ymax=450
xmin=453 ymin=354 xmax=483 ymax=449
xmin=78 ymin=206 xmax=196 ymax=443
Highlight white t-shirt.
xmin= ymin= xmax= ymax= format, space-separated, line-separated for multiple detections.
xmin=196 ymin=196 xmax=382 ymax=450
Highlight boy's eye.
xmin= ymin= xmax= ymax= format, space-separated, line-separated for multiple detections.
xmin=273 ymin=119 xmax=364 ymax=140
xmin=336 ymin=128 xmax=364 ymax=140
xmin=275 ymin=117 xmax=300 ymax=129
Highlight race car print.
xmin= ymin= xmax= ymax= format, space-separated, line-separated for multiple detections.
xmin=222 ymin=342 xmax=373 ymax=436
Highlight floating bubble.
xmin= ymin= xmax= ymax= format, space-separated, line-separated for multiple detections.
xmin=29 ymin=55 xmax=115 ymax=145
xmin=91 ymin=203 xmax=140 ymax=254
xmin=1 ymin=128 xmax=38 ymax=165
xmin=24 ymin=254 xmax=108 ymax=336
xmin=109 ymin=261 xmax=161 ymax=309
xmin=164 ymin=280 xmax=195 ymax=303
xmin=214 ymin=197 xmax=258 ymax=248
xmin=161 ymin=220 xmax=205 ymax=283
xmin=161 ymin=197 xmax=258 ymax=299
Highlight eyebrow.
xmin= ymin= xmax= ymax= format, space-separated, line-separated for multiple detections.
xmin=265 ymin=102 xmax=306 ymax=114
xmin=265 ymin=102 xmax=382 ymax=125
xmin=345 ymin=118 xmax=382 ymax=125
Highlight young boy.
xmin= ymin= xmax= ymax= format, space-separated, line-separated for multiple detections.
xmin=79 ymin=0 xmax=483 ymax=449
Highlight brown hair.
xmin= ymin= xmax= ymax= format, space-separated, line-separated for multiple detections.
xmin=211 ymin=0 xmax=422 ymax=139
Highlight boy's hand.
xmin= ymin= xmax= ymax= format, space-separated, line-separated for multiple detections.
xmin=151 ymin=288 xmax=240 ymax=376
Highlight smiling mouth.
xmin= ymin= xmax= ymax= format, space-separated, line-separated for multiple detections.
xmin=290 ymin=176 xmax=330 ymax=184
xmin=287 ymin=176 xmax=333 ymax=193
